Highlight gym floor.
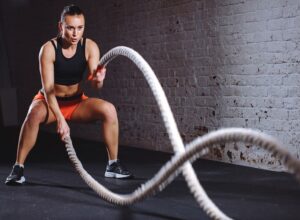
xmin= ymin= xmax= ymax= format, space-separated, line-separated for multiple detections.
xmin=1 ymin=126 xmax=299 ymax=220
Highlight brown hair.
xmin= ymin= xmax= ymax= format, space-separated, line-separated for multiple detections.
xmin=60 ymin=5 xmax=84 ymax=22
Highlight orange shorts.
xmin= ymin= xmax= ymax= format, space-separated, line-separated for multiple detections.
xmin=33 ymin=91 xmax=88 ymax=120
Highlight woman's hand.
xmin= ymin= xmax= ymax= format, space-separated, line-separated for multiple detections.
xmin=57 ymin=117 xmax=70 ymax=142
xmin=89 ymin=65 xmax=106 ymax=88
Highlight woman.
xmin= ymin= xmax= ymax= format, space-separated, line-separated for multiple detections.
xmin=5 ymin=5 xmax=132 ymax=185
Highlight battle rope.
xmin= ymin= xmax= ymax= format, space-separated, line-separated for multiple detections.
xmin=64 ymin=47 xmax=300 ymax=220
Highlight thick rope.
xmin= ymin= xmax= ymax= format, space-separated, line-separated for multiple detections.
xmin=64 ymin=47 xmax=300 ymax=220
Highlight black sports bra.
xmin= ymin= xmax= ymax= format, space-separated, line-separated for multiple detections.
xmin=50 ymin=37 xmax=87 ymax=85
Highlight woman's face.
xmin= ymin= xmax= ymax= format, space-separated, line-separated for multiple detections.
xmin=59 ymin=14 xmax=85 ymax=45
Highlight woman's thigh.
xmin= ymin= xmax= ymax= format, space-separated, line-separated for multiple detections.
xmin=70 ymin=98 xmax=117 ymax=123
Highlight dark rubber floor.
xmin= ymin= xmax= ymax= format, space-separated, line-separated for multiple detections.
xmin=1 ymin=126 xmax=300 ymax=220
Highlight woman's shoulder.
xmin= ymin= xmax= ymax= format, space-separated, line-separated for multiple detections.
xmin=38 ymin=38 xmax=57 ymax=60
xmin=41 ymin=38 xmax=57 ymax=50
xmin=85 ymin=38 xmax=99 ymax=49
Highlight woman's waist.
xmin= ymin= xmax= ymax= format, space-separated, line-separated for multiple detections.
xmin=39 ymin=88 xmax=84 ymax=101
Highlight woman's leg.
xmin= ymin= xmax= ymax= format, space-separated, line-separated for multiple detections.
xmin=71 ymin=98 xmax=132 ymax=178
xmin=6 ymin=100 xmax=56 ymax=185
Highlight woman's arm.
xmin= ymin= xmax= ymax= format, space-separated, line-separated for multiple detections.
xmin=39 ymin=42 xmax=69 ymax=140
xmin=86 ymin=39 xmax=106 ymax=89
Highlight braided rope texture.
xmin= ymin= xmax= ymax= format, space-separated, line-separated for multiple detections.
xmin=64 ymin=47 xmax=300 ymax=220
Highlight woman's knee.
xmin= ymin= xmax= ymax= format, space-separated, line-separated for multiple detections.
xmin=100 ymin=102 xmax=118 ymax=123
xmin=25 ymin=103 xmax=47 ymax=125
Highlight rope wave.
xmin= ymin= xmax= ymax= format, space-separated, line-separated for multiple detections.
xmin=64 ymin=46 xmax=300 ymax=220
